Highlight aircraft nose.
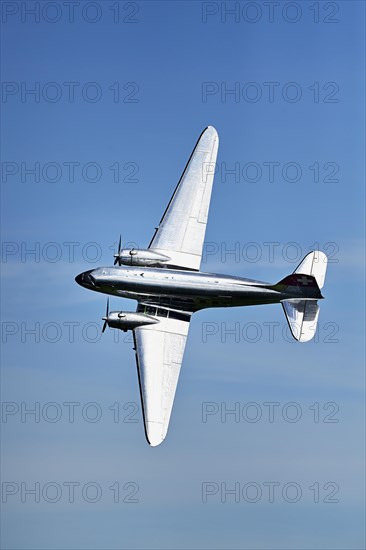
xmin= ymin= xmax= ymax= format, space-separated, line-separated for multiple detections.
xmin=75 ymin=272 xmax=84 ymax=286
xmin=75 ymin=270 xmax=95 ymax=287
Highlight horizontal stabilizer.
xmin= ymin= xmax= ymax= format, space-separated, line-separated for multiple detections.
xmin=282 ymin=299 xmax=319 ymax=342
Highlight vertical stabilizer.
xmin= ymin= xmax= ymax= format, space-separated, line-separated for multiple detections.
xmin=281 ymin=251 xmax=327 ymax=342
xmin=294 ymin=251 xmax=327 ymax=289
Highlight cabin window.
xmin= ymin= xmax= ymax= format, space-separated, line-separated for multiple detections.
xmin=157 ymin=308 xmax=168 ymax=318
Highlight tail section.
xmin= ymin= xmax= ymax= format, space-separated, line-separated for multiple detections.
xmin=274 ymin=273 xmax=323 ymax=299
xmin=282 ymin=299 xmax=320 ymax=342
xmin=294 ymin=251 xmax=327 ymax=289
xmin=280 ymin=251 xmax=328 ymax=342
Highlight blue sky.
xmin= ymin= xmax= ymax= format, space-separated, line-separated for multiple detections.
xmin=1 ymin=1 xmax=365 ymax=549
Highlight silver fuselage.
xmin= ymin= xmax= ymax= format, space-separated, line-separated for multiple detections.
xmin=76 ymin=266 xmax=289 ymax=312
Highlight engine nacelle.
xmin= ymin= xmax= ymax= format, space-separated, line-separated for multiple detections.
xmin=115 ymin=248 xmax=171 ymax=267
xmin=105 ymin=311 xmax=159 ymax=332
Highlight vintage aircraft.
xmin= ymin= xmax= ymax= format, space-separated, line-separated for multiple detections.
xmin=75 ymin=126 xmax=328 ymax=446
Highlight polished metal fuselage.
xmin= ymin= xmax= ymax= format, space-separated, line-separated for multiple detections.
xmin=76 ymin=265 xmax=288 ymax=312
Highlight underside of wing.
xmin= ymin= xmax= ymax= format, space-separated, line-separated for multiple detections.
xmin=133 ymin=304 xmax=191 ymax=446
xmin=149 ymin=126 xmax=219 ymax=271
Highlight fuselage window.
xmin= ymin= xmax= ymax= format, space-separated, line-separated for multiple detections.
xmin=145 ymin=306 xmax=156 ymax=316
xmin=157 ymin=308 xmax=168 ymax=318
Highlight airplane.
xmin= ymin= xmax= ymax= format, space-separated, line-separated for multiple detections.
xmin=75 ymin=126 xmax=328 ymax=447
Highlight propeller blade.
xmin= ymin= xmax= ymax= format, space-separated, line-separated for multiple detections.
xmin=114 ymin=235 xmax=122 ymax=265
xmin=102 ymin=298 xmax=109 ymax=333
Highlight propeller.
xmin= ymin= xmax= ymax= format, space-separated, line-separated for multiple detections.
xmin=113 ymin=235 xmax=122 ymax=265
xmin=101 ymin=298 xmax=110 ymax=333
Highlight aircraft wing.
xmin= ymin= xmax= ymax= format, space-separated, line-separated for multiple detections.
xmin=148 ymin=126 xmax=219 ymax=271
xmin=133 ymin=305 xmax=191 ymax=446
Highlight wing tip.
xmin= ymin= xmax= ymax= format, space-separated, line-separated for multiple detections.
xmin=145 ymin=421 xmax=166 ymax=447
xmin=205 ymin=125 xmax=218 ymax=138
